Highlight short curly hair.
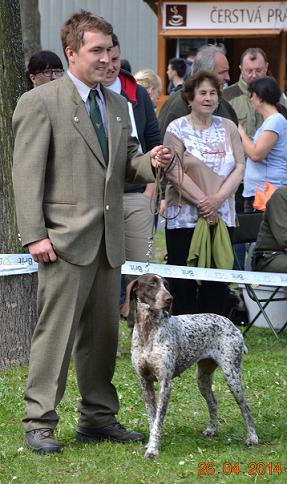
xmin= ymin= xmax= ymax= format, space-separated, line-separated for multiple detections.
xmin=182 ymin=70 xmax=220 ymax=103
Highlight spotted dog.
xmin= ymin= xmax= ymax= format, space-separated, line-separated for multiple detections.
xmin=122 ymin=273 xmax=259 ymax=458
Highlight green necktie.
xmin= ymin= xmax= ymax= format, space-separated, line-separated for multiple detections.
xmin=89 ymin=89 xmax=109 ymax=164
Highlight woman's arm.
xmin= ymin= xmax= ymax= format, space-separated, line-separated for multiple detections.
xmin=163 ymin=131 xmax=206 ymax=206
xmin=238 ymin=123 xmax=278 ymax=161
xmin=197 ymin=122 xmax=245 ymax=217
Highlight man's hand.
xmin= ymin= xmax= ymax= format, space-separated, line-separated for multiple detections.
xmin=28 ymin=238 xmax=57 ymax=264
xmin=150 ymin=145 xmax=173 ymax=170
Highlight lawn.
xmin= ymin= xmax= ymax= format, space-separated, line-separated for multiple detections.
xmin=0 ymin=231 xmax=286 ymax=483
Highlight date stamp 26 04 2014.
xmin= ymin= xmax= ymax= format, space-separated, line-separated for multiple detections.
xmin=197 ymin=461 xmax=284 ymax=478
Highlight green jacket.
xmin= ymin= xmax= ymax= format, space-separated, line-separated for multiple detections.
xmin=188 ymin=217 xmax=234 ymax=269
xmin=223 ymin=76 xmax=287 ymax=139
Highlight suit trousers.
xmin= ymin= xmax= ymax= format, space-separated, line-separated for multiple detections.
xmin=123 ymin=192 xmax=155 ymax=327
xmin=123 ymin=192 xmax=155 ymax=262
xmin=23 ymin=240 xmax=120 ymax=432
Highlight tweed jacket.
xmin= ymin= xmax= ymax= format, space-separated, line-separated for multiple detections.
xmin=12 ymin=74 xmax=155 ymax=267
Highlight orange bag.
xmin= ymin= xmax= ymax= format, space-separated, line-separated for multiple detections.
xmin=253 ymin=181 xmax=277 ymax=211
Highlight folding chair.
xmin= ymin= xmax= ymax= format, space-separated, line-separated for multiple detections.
xmin=233 ymin=212 xmax=287 ymax=339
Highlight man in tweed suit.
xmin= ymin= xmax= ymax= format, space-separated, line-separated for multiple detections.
xmin=12 ymin=10 xmax=171 ymax=454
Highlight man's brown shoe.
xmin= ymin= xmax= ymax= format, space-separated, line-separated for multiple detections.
xmin=76 ymin=422 xmax=144 ymax=443
xmin=25 ymin=428 xmax=62 ymax=454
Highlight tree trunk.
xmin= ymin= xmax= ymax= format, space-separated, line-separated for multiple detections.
xmin=0 ymin=0 xmax=37 ymax=370
xmin=20 ymin=0 xmax=41 ymax=66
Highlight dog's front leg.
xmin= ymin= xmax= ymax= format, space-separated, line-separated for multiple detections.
xmin=140 ymin=376 xmax=156 ymax=431
xmin=145 ymin=378 xmax=171 ymax=459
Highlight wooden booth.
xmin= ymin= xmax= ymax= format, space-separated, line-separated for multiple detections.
xmin=155 ymin=0 xmax=287 ymax=105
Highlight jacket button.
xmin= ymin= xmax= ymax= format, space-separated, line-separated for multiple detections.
xmin=105 ymin=205 xmax=110 ymax=210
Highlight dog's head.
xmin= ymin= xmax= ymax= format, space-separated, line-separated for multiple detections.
xmin=121 ymin=273 xmax=173 ymax=318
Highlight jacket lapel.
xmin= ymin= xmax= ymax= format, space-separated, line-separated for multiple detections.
xmin=62 ymin=75 xmax=107 ymax=169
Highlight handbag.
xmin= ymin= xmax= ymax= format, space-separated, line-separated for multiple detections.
xmin=253 ymin=181 xmax=277 ymax=211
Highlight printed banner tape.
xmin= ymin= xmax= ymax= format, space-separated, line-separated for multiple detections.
xmin=1 ymin=254 xmax=287 ymax=287
xmin=121 ymin=262 xmax=287 ymax=287
xmin=0 ymin=254 xmax=38 ymax=276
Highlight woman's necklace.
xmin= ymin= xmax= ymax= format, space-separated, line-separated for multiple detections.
xmin=188 ymin=115 xmax=226 ymax=158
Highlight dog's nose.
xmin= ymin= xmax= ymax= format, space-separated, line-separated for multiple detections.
xmin=164 ymin=294 xmax=173 ymax=307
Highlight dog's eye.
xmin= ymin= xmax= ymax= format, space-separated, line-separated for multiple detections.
xmin=148 ymin=279 xmax=158 ymax=288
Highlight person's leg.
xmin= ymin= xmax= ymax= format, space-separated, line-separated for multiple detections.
xmin=74 ymin=242 xmax=144 ymax=443
xmin=254 ymin=253 xmax=287 ymax=273
xmin=74 ymin=242 xmax=120 ymax=429
xmin=197 ymin=280 xmax=229 ymax=315
xmin=233 ymin=243 xmax=246 ymax=270
xmin=165 ymin=227 xmax=198 ymax=315
xmin=23 ymin=257 xmax=96 ymax=432
xmin=124 ymin=192 xmax=155 ymax=263
xmin=198 ymin=226 xmax=233 ymax=316
xmin=243 ymin=197 xmax=255 ymax=214
xmin=124 ymin=193 xmax=155 ymax=327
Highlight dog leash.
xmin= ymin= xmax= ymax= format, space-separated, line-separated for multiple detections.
xmin=145 ymin=155 xmax=184 ymax=271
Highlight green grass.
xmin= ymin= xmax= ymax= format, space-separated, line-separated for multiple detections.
xmin=0 ymin=232 xmax=287 ymax=483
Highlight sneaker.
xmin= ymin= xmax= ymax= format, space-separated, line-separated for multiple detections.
xmin=76 ymin=422 xmax=144 ymax=444
xmin=25 ymin=428 xmax=62 ymax=454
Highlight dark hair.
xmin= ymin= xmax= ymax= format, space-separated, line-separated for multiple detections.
xmin=240 ymin=47 xmax=267 ymax=65
xmin=120 ymin=59 xmax=131 ymax=73
xmin=248 ymin=77 xmax=287 ymax=119
xmin=26 ymin=50 xmax=63 ymax=90
xmin=61 ymin=9 xmax=113 ymax=60
xmin=182 ymin=69 xmax=220 ymax=103
xmin=168 ymin=57 xmax=186 ymax=79
xmin=185 ymin=48 xmax=198 ymax=60
xmin=112 ymin=33 xmax=120 ymax=49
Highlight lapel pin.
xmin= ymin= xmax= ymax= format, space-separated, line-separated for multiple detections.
xmin=116 ymin=116 xmax=121 ymax=122
xmin=74 ymin=116 xmax=79 ymax=123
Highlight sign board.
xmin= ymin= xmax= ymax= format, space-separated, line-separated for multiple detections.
xmin=162 ymin=2 xmax=287 ymax=29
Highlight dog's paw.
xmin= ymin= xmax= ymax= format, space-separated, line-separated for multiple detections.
xmin=144 ymin=447 xmax=159 ymax=459
xmin=202 ymin=427 xmax=216 ymax=438
xmin=245 ymin=433 xmax=259 ymax=447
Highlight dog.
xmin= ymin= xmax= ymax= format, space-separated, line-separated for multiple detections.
xmin=121 ymin=273 xmax=259 ymax=458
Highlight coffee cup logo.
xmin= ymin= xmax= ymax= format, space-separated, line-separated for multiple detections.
xmin=166 ymin=5 xmax=187 ymax=27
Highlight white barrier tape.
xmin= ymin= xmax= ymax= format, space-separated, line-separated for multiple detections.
xmin=0 ymin=254 xmax=38 ymax=276
xmin=1 ymin=255 xmax=287 ymax=287
xmin=121 ymin=261 xmax=287 ymax=287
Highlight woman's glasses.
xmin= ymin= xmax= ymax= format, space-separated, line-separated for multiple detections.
xmin=37 ymin=69 xmax=64 ymax=78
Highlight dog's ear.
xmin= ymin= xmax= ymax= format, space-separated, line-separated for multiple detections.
xmin=163 ymin=277 xmax=169 ymax=289
xmin=120 ymin=279 xmax=139 ymax=318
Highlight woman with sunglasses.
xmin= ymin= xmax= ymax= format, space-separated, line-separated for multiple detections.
xmin=26 ymin=50 xmax=64 ymax=90
xmin=238 ymin=77 xmax=287 ymax=213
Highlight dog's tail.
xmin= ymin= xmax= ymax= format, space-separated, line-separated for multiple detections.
xmin=244 ymin=344 xmax=248 ymax=354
